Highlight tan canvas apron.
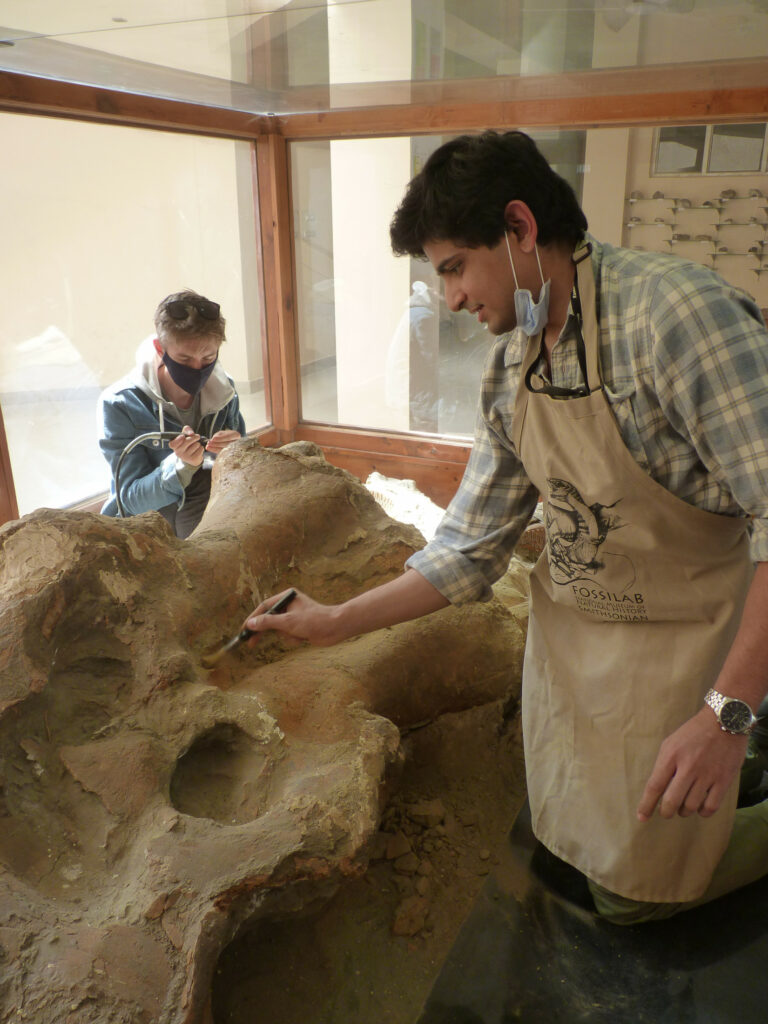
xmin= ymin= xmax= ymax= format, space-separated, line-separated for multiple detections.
xmin=510 ymin=247 xmax=754 ymax=902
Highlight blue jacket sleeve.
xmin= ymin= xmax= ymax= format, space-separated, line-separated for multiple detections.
xmin=99 ymin=394 xmax=185 ymax=517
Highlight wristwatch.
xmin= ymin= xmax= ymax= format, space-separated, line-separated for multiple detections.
xmin=704 ymin=688 xmax=758 ymax=735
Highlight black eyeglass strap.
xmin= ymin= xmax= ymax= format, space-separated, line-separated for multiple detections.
xmin=570 ymin=273 xmax=591 ymax=394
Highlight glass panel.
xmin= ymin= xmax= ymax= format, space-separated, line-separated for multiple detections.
xmin=1 ymin=1 xmax=767 ymax=114
xmin=292 ymin=129 xmax=586 ymax=436
xmin=0 ymin=111 xmax=265 ymax=516
xmin=708 ymin=123 xmax=766 ymax=174
xmin=655 ymin=125 xmax=706 ymax=174
xmin=294 ymin=121 xmax=768 ymax=438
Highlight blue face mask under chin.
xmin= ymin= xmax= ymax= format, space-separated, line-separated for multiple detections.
xmin=505 ymin=233 xmax=551 ymax=337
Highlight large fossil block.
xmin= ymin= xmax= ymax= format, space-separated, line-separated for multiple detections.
xmin=0 ymin=438 xmax=527 ymax=1023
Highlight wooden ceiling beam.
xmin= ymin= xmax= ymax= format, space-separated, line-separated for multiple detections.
xmin=278 ymin=59 xmax=768 ymax=138
xmin=1 ymin=58 xmax=766 ymax=141
xmin=0 ymin=68 xmax=272 ymax=138
xmin=278 ymin=86 xmax=768 ymax=140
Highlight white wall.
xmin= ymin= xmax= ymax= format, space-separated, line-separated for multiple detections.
xmin=0 ymin=112 xmax=261 ymax=391
xmin=582 ymin=130 xmax=632 ymax=247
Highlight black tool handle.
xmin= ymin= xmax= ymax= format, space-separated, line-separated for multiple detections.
xmin=238 ymin=588 xmax=298 ymax=642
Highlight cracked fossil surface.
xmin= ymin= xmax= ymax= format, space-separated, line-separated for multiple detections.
xmin=0 ymin=438 xmax=527 ymax=1023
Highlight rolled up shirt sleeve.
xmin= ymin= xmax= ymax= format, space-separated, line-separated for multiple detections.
xmin=407 ymin=334 xmax=539 ymax=604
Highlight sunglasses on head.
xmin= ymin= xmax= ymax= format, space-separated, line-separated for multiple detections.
xmin=166 ymin=298 xmax=221 ymax=321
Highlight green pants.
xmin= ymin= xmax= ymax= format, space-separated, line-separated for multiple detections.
xmin=589 ymin=797 xmax=768 ymax=925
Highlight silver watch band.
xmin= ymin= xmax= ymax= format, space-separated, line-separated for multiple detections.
xmin=704 ymin=688 xmax=728 ymax=716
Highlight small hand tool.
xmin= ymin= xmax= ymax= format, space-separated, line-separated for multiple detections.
xmin=201 ymin=588 xmax=297 ymax=668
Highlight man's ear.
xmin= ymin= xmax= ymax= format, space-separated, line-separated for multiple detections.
xmin=503 ymin=200 xmax=538 ymax=253
xmin=152 ymin=337 xmax=164 ymax=358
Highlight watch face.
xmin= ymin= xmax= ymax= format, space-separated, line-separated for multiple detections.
xmin=720 ymin=699 xmax=753 ymax=734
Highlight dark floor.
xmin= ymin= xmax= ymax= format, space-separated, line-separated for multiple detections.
xmin=418 ymin=802 xmax=768 ymax=1024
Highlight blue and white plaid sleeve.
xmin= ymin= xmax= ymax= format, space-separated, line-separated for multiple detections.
xmin=595 ymin=241 xmax=768 ymax=564
xmin=407 ymin=335 xmax=540 ymax=603
xmin=648 ymin=267 xmax=768 ymax=563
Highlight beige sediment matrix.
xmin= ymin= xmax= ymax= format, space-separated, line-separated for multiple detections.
xmin=0 ymin=439 xmax=527 ymax=1023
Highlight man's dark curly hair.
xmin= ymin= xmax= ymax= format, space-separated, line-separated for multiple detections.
xmin=390 ymin=130 xmax=588 ymax=257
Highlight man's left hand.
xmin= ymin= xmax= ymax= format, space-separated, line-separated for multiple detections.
xmin=205 ymin=430 xmax=241 ymax=454
xmin=637 ymin=707 xmax=747 ymax=822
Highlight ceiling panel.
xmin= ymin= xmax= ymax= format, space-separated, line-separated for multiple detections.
xmin=0 ymin=0 xmax=765 ymax=116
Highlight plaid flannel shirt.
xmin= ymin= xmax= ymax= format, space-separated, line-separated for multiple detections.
xmin=408 ymin=236 xmax=768 ymax=603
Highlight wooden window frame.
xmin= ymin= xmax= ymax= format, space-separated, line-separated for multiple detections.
xmin=1 ymin=58 xmax=766 ymax=523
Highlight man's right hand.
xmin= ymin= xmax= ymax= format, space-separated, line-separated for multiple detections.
xmin=169 ymin=426 xmax=205 ymax=467
xmin=244 ymin=570 xmax=450 ymax=650
xmin=245 ymin=589 xmax=346 ymax=647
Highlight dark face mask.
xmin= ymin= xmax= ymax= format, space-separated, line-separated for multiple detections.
xmin=161 ymin=350 xmax=218 ymax=396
